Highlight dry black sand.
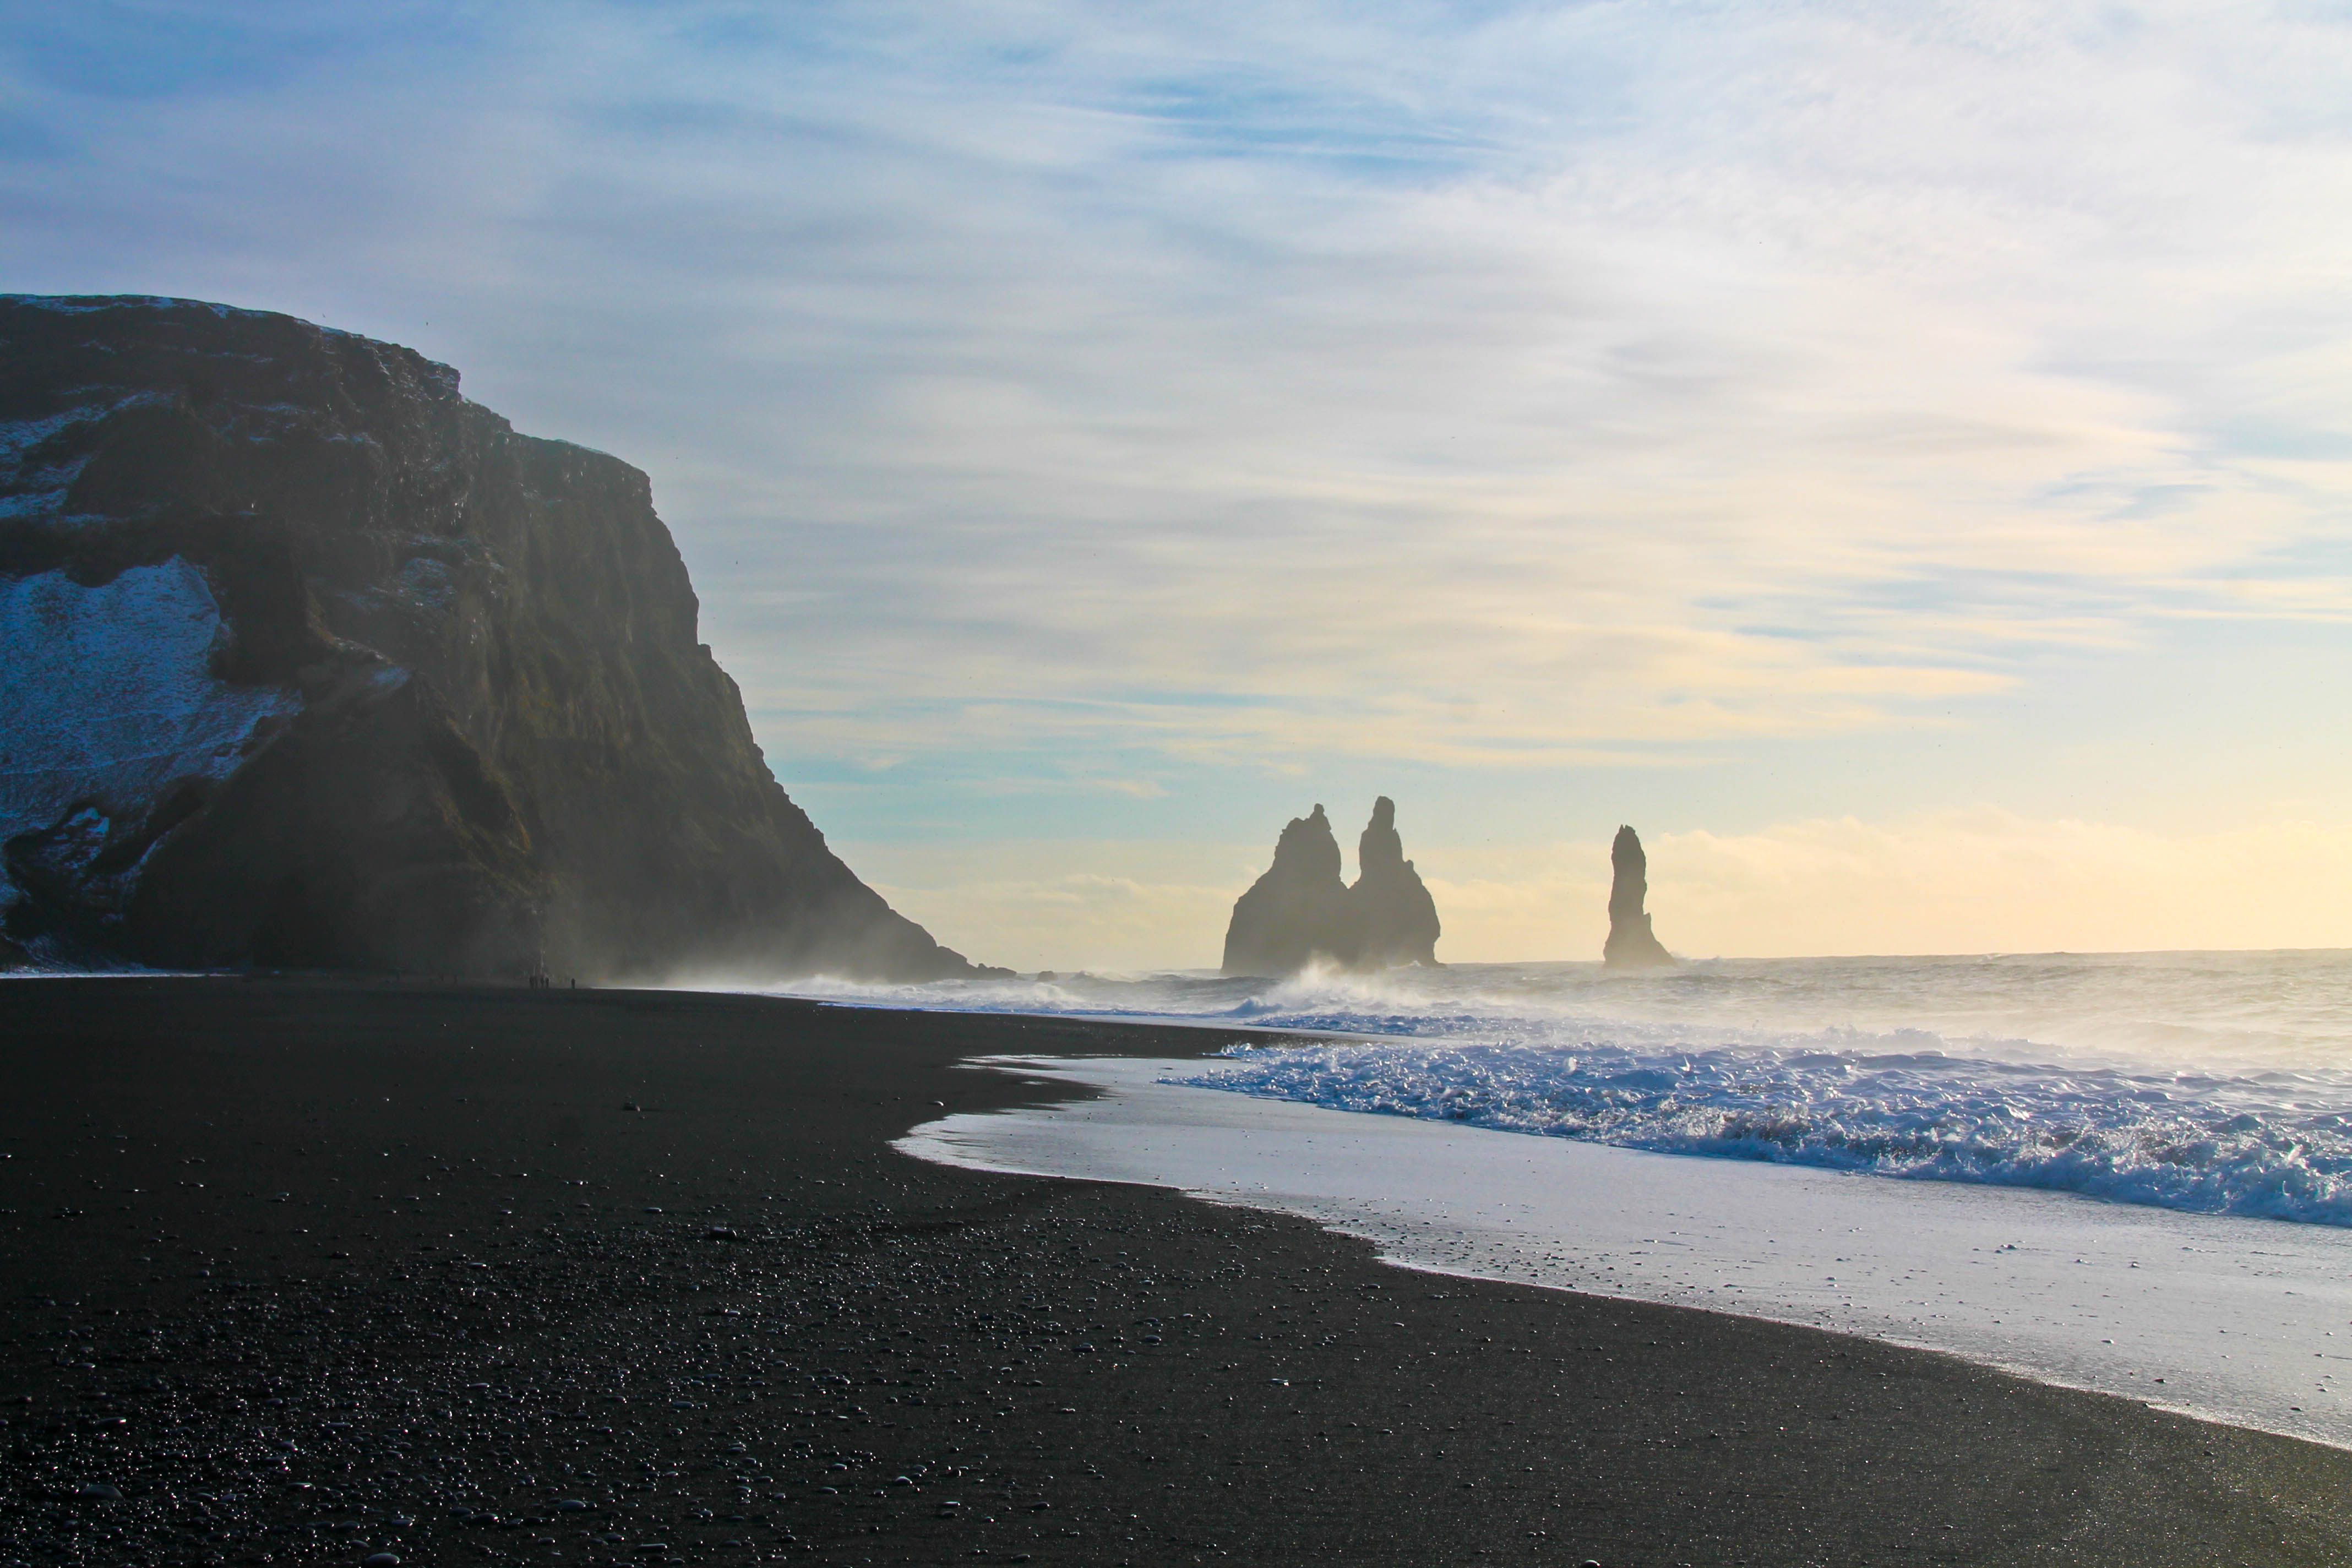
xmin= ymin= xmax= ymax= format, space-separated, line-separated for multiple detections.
xmin=3 ymin=978 xmax=2350 ymax=1567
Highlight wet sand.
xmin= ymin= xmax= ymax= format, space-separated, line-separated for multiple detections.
xmin=2 ymin=977 xmax=2349 ymax=1566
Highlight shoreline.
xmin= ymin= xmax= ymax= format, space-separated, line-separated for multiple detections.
xmin=4 ymin=977 xmax=2351 ymax=1565
xmin=903 ymin=1050 xmax=2352 ymax=1453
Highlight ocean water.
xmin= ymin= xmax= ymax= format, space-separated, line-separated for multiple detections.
xmin=790 ymin=949 xmax=2352 ymax=1226
xmin=824 ymin=951 xmax=2352 ymax=1444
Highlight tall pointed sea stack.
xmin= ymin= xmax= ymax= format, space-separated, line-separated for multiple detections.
xmin=1221 ymin=804 xmax=1355 ymax=977
xmin=1352 ymin=796 xmax=1440 ymax=968
xmin=1603 ymin=824 xmax=1675 ymax=970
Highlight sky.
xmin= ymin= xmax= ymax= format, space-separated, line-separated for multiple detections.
xmin=4 ymin=0 xmax=2351 ymax=971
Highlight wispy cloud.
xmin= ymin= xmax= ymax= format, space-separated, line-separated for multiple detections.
xmin=8 ymin=1 xmax=2352 ymax=957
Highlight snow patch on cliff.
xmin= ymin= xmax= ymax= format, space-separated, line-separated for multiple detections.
xmin=0 ymin=293 xmax=276 ymax=320
xmin=0 ymin=559 xmax=300 ymax=843
xmin=0 ymin=391 xmax=175 ymax=520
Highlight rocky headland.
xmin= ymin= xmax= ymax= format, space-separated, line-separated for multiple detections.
xmin=0 ymin=293 xmax=983 ymax=981
xmin=1602 ymin=823 xmax=1675 ymax=970
xmin=1221 ymin=797 xmax=1440 ymax=976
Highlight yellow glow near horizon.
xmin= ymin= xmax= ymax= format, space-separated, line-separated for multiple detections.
xmin=852 ymin=812 xmax=2352 ymax=973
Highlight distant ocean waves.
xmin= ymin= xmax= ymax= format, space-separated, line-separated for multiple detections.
xmin=1178 ymin=1038 xmax=2352 ymax=1226
xmin=774 ymin=950 xmax=2352 ymax=1224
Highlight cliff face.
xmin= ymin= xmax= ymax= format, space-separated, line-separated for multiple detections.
xmin=0 ymin=293 xmax=980 ymax=981
xmin=1602 ymin=824 xmax=1675 ymax=970
xmin=1221 ymin=798 xmax=1441 ymax=976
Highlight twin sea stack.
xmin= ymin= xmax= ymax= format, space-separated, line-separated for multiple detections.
xmin=0 ymin=294 xmax=986 ymax=982
xmin=1222 ymin=798 xmax=1441 ymax=977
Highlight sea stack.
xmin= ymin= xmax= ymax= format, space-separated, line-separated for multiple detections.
xmin=1352 ymin=796 xmax=1441 ymax=968
xmin=1221 ymin=804 xmax=1355 ymax=977
xmin=1221 ymin=798 xmax=1441 ymax=976
xmin=1602 ymin=824 xmax=1675 ymax=970
xmin=0 ymin=293 xmax=986 ymax=982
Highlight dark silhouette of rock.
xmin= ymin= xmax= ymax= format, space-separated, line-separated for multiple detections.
xmin=1222 ymin=798 xmax=1441 ymax=976
xmin=0 ymin=293 xmax=989 ymax=981
xmin=1352 ymin=796 xmax=1440 ymax=968
xmin=1603 ymin=824 xmax=1675 ymax=970
xmin=1222 ymin=804 xmax=1355 ymax=977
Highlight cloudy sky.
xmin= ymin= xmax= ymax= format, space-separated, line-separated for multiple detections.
xmin=7 ymin=0 xmax=2351 ymax=969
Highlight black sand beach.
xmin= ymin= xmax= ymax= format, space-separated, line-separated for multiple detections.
xmin=3 ymin=979 xmax=2349 ymax=1567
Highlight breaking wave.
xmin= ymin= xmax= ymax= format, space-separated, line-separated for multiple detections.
xmin=1181 ymin=1035 xmax=2352 ymax=1224
xmin=774 ymin=948 xmax=2352 ymax=1224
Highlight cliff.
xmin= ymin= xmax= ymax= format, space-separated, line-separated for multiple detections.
xmin=1602 ymin=824 xmax=1675 ymax=970
xmin=1221 ymin=798 xmax=1441 ymax=976
xmin=0 ymin=293 xmax=982 ymax=981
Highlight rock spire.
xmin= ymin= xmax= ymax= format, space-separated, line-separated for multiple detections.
xmin=1221 ymin=798 xmax=1441 ymax=976
xmin=1602 ymin=824 xmax=1675 ymax=970
xmin=1219 ymin=804 xmax=1354 ymax=978
xmin=1353 ymin=796 xmax=1441 ymax=968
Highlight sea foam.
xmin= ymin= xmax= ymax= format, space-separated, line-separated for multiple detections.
xmin=1180 ymin=1035 xmax=2352 ymax=1224
xmin=776 ymin=948 xmax=2352 ymax=1225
